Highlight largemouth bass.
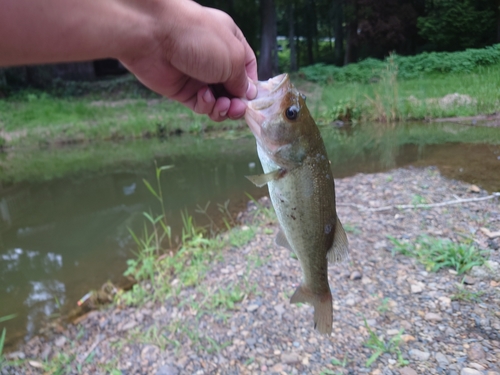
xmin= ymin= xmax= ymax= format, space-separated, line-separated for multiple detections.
xmin=244 ymin=74 xmax=348 ymax=334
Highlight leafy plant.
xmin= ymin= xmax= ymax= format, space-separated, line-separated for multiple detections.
xmin=451 ymin=280 xmax=486 ymax=302
xmin=363 ymin=319 xmax=408 ymax=367
xmin=389 ymin=235 xmax=487 ymax=274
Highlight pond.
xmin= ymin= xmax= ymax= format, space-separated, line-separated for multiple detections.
xmin=1 ymin=122 xmax=500 ymax=349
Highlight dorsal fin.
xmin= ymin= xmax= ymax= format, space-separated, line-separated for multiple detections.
xmin=327 ymin=217 xmax=349 ymax=263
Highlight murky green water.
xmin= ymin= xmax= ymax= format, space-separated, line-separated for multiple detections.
xmin=1 ymin=123 xmax=499 ymax=349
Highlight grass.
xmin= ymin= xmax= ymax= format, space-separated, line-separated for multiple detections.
xmin=316 ymin=61 xmax=500 ymax=123
xmin=0 ymin=90 xmax=224 ymax=146
xmin=363 ymin=319 xmax=408 ymax=367
xmin=389 ymin=235 xmax=488 ymax=274
xmin=451 ymin=280 xmax=486 ymax=302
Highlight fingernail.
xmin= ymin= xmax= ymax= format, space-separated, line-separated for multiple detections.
xmin=220 ymin=110 xmax=228 ymax=117
xmin=246 ymin=81 xmax=257 ymax=100
xmin=203 ymin=88 xmax=214 ymax=103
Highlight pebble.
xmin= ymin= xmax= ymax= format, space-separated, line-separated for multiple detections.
xmin=399 ymin=367 xmax=418 ymax=375
xmin=350 ymin=271 xmax=362 ymax=280
xmin=425 ymin=312 xmax=443 ymax=322
xmin=281 ymin=352 xmax=301 ymax=364
xmin=468 ymin=342 xmax=486 ymax=361
xmin=461 ymin=369 xmax=483 ymax=375
xmin=435 ymin=352 xmax=450 ymax=366
xmin=54 ymin=336 xmax=66 ymax=347
xmin=410 ymin=283 xmax=424 ymax=293
xmin=155 ymin=364 xmax=179 ymax=375
xmin=408 ymin=349 xmax=431 ymax=361
xmin=247 ymin=304 xmax=259 ymax=312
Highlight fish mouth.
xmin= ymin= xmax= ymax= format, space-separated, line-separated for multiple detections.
xmin=244 ymin=74 xmax=290 ymax=138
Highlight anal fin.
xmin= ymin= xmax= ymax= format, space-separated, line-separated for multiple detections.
xmin=327 ymin=217 xmax=349 ymax=263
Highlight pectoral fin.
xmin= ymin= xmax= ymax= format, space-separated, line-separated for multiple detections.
xmin=327 ymin=217 xmax=349 ymax=263
xmin=245 ymin=169 xmax=284 ymax=187
xmin=275 ymin=228 xmax=293 ymax=252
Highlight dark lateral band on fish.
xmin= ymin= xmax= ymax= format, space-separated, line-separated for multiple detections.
xmin=244 ymin=73 xmax=349 ymax=335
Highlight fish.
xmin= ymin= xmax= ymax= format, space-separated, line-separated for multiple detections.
xmin=244 ymin=73 xmax=349 ymax=334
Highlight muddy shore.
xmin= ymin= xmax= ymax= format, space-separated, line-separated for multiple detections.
xmin=2 ymin=167 xmax=500 ymax=375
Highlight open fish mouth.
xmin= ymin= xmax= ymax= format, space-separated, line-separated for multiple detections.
xmin=244 ymin=74 xmax=290 ymax=138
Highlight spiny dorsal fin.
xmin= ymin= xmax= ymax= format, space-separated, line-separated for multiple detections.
xmin=245 ymin=169 xmax=283 ymax=187
xmin=327 ymin=217 xmax=349 ymax=263
xmin=275 ymin=228 xmax=293 ymax=252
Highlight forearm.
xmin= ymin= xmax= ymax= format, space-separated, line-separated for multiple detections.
xmin=0 ymin=0 xmax=158 ymax=66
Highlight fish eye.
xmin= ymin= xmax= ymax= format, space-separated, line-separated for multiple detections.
xmin=285 ymin=105 xmax=299 ymax=120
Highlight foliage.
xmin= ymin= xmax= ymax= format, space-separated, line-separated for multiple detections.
xmin=300 ymin=44 xmax=500 ymax=83
xmin=0 ymin=314 xmax=17 ymax=367
xmin=389 ymin=235 xmax=487 ymax=274
xmin=117 ymin=164 xmax=260 ymax=307
xmin=417 ymin=0 xmax=496 ymax=51
xmin=451 ymin=281 xmax=486 ymax=302
xmin=363 ymin=319 xmax=408 ymax=367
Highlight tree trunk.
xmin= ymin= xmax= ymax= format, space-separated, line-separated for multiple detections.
xmin=333 ymin=0 xmax=344 ymax=66
xmin=344 ymin=20 xmax=358 ymax=64
xmin=305 ymin=0 xmax=315 ymax=65
xmin=497 ymin=0 xmax=500 ymax=43
xmin=258 ymin=0 xmax=277 ymax=80
xmin=288 ymin=3 xmax=297 ymax=72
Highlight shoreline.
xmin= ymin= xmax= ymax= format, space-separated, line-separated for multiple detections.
xmin=3 ymin=166 xmax=500 ymax=374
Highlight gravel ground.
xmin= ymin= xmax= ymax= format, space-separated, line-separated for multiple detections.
xmin=3 ymin=167 xmax=500 ymax=375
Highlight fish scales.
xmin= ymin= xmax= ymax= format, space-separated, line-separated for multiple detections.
xmin=244 ymin=73 xmax=349 ymax=334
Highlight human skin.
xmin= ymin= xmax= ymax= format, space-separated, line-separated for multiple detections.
xmin=0 ymin=0 xmax=257 ymax=121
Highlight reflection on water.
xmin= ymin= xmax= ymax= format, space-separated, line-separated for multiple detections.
xmin=0 ymin=124 xmax=499 ymax=349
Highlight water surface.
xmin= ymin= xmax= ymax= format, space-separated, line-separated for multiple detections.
xmin=1 ymin=123 xmax=499 ymax=348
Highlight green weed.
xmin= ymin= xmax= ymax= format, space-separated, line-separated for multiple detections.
xmin=363 ymin=319 xmax=408 ymax=367
xmin=331 ymin=354 xmax=349 ymax=367
xmin=389 ymin=235 xmax=487 ymax=274
xmin=451 ymin=281 xmax=486 ymax=302
xmin=377 ymin=297 xmax=391 ymax=314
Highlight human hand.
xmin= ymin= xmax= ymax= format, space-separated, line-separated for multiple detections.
xmin=119 ymin=0 xmax=257 ymax=122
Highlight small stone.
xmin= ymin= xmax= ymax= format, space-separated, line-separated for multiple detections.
xmin=350 ymin=271 xmax=362 ymax=280
xmin=408 ymin=349 xmax=430 ymax=361
xmin=463 ymin=276 xmax=476 ymax=285
xmin=401 ymin=334 xmax=416 ymax=343
xmin=29 ymin=361 xmax=44 ymax=368
xmin=155 ymin=364 xmax=179 ymax=375
xmin=387 ymin=329 xmax=400 ymax=335
xmin=461 ymin=369 xmax=482 ymax=375
xmin=468 ymin=185 xmax=481 ymax=193
xmin=274 ymin=304 xmax=285 ymax=315
xmin=54 ymin=336 xmax=66 ymax=347
xmin=469 ymin=363 xmax=485 ymax=371
xmin=141 ymin=345 xmax=160 ymax=362
xmin=271 ymin=363 xmax=284 ymax=372
xmin=281 ymin=352 xmax=301 ymax=364
xmin=410 ymin=283 xmax=424 ymax=293
xmin=399 ymin=367 xmax=418 ymax=375
xmin=119 ymin=320 xmax=138 ymax=331
xmin=468 ymin=342 xmax=486 ymax=361
xmin=6 ymin=351 xmax=25 ymax=360
xmin=435 ymin=352 xmax=450 ymax=366
xmin=425 ymin=312 xmax=443 ymax=322
xmin=247 ymin=304 xmax=259 ymax=312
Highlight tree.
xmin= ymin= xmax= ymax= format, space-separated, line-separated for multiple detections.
xmin=417 ymin=0 xmax=496 ymax=51
xmin=258 ymin=0 xmax=278 ymax=79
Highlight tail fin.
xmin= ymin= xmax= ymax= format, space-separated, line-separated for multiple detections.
xmin=290 ymin=285 xmax=333 ymax=335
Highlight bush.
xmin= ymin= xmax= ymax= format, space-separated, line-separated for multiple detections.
xmin=299 ymin=44 xmax=500 ymax=83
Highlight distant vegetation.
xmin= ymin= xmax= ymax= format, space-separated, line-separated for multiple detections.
xmin=299 ymin=44 xmax=500 ymax=83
